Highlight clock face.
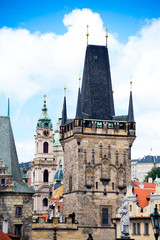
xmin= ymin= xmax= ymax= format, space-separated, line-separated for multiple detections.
xmin=43 ymin=130 xmax=49 ymax=137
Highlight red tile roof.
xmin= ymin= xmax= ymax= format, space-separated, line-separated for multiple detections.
xmin=133 ymin=185 xmax=155 ymax=208
xmin=0 ymin=231 xmax=12 ymax=240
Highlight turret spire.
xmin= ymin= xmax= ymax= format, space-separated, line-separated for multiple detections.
xmin=105 ymin=26 xmax=108 ymax=47
xmin=75 ymin=78 xmax=82 ymax=119
xmin=61 ymin=87 xmax=67 ymax=126
xmin=86 ymin=25 xmax=89 ymax=46
xmin=128 ymin=81 xmax=135 ymax=122
xmin=8 ymin=98 xmax=10 ymax=117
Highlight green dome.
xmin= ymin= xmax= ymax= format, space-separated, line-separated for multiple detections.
xmin=37 ymin=98 xmax=52 ymax=130
xmin=54 ymin=163 xmax=63 ymax=181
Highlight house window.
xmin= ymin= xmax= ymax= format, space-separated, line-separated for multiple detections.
xmin=43 ymin=170 xmax=48 ymax=182
xmin=144 ymin=223 xmax=149 ymax=235
xmin=58 ymin=206 xmax=60 ymax=212
xmin=132 ymin=222 xmax=140 ymax=235
xmin=43 ymin=198 xmax=48 ymax=207
xmin=43 ymin=142 xmax=48 ymax=153
xmin=102 ymin=208 xmax=108 ymax=225
xmin=15 ymin=207 xmax=22 ymax=217
xmin=15 ymin=224 xmax=22 ymax=236
xmin=1 ymin=179 xmax=5 ymax=184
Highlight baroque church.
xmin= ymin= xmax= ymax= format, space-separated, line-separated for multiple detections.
xmin=32 ymin=37 xmax=136 ymax=240
xmin=31 ymin=97 xmax=63 ymax=220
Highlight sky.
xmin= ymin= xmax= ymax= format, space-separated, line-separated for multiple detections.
xmin=0 ymin=0 xmax=160 ymax=162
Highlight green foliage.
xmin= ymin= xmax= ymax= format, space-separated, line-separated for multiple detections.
xmin=144 ymin=167 xmax=160 ymax=182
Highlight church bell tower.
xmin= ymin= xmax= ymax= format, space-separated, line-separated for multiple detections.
xmin=31 ymin=96 xmax=57 ymax=220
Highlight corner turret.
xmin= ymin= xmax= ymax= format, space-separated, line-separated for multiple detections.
xmin=128 ymin=81 xmax=135 ymax=122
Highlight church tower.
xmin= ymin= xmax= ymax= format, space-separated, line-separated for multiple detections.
xmin=31 ymin=96 xmax=57 ymax=220
xmin=60 ymin=44 xmax=136 ymax=239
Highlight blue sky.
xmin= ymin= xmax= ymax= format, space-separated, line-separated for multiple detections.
xmin=0 ymin=0 xmax=160 ymax=162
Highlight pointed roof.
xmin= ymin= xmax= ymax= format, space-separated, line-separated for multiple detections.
xmin=81 ymin=45 xmax=115 ymax=120
xmin=61 ymin=89 xmax=67 ymax=126
xmin=128 ymin=90 xmax=134 ymax=122
xmin=75 ymin=87 xmax=82 ymax=119
xmin=0 ymin=117 xmax=33 ymax=193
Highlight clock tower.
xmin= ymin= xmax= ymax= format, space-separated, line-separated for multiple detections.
xmin=31 ymin=96 xmax=57 ymax=220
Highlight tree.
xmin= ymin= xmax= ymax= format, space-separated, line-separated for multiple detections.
xmin=144 ymin=167 xmax=160 ymax=182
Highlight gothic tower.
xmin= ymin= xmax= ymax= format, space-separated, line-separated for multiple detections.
xmin=60 ymin=44 xmax=136 ymax=239
xmin=31 ymin=96 xmax=57 ymax=220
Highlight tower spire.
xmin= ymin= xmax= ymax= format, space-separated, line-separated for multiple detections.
xmin=61 ymin=87 xmax=67 ymax=126
xmin=128 ymin=81 xmax=134 ymax=122
xmin=8 ymin=98 xmax=10 ymax=117
xmin=75 ymin=77 xmax=82 ymax=119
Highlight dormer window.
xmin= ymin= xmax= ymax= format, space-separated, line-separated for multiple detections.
xmin=108 ymin=122 xmax=114 ymax=129
xmin=97 ymin=121 xmax=103 ymax=128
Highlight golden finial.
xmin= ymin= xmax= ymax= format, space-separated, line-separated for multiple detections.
xmin=86 ymin=25 xmax=89 ymax=46
xmin=64 ymin=87 xmax=66 ymax=96
xmin=112 ymin=90 xmax=114 ymax=94
xmin=130 ymin=76 xmax=133 ymax=92
xmin=105 ymin=26 xmax=108 ymax=47
xmin=79 ymin=77 xmax=81 ymax=88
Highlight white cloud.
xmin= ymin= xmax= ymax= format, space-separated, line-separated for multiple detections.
xmin=0 ymin=9 xmax=160 ymax=161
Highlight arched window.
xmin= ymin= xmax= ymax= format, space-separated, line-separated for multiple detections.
xmin=43 ymin=170 xmax=48 ymax=182
xmin=43 ymin=198 xmax=48 ymax=207
xmin=43 ymin=142 xmax=48 ymax=153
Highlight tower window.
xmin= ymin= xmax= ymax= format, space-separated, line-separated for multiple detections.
xmin=69 ymin=176 xmax=72 ymax=192
xmin=1 ymin=179 xmax=5 ymax=185
xmin=43 ymin=170 xmax=48 ymax=182
xmin=43 ymin=142 xmax=48 ymax=153
xmin=102 ymin=208 xmax=108 ymax=225
xmin=43 ymin=198 xmax=48 ymax=207
xmin=97 ymin=121 xmax=103 ymax=128
xmin=96 ymin=182 xmax=98 ymax=189
xmin=85 ymin=121 xmax=92 ymax=128
xmin=112 ymin=182 xmax=114 ymax=190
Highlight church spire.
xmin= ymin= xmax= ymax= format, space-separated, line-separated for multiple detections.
xmin=128 ymin=81 xmax=134 ymax=122
xmin=75 ymin=78 xmax=82 ymax=120
xmin=61 ymin=87 xmax=67 ymax=126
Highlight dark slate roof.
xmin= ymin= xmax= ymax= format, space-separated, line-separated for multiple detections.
xmin=132 ymin=155 xmax=160 ymax=164
xmin=113 ymin=115 xmax=128 ymax=121
xmin=0 ymin=117 xmax=33 ymax=193
xmin=61 ymin=96 xmax=67 ymax=126
xmin=75 ymin=88 xmax=82 ymax=119
xmin=81 ymin=45 xmax=115 ymax=120
xmin=128 ymin=91 xmax=134 ymax=122
xmin=138 ymin=155 xmax=160 ymax=164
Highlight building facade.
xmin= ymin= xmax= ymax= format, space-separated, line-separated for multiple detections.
xmin=114 ymin=181 xmax=160 ymax=239
xmin=131 ymin=155 xmax=160 ymax=181
xmin=0 ymin=116 xmax=33 ymax=240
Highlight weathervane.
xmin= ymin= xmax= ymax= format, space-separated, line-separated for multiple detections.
xmin=44 ymin=94 xmax=47 ymax=103
xmin=86 ymin=25 xmax=89 ymax=46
